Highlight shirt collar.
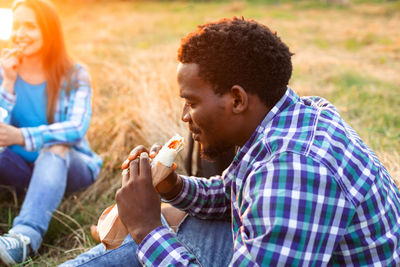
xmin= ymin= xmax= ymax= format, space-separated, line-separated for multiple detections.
xmin=231 ymin=87 xmax=299 ymax=167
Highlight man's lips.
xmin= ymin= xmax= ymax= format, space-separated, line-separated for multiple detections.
xmin=189 ymin=126 xmax=200 ymax=134
xmin=189 ymin=126 xmax=201 ymax=141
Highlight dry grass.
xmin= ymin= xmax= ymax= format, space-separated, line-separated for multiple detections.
xmin=0 ymin=0 xmax=399 ymax=265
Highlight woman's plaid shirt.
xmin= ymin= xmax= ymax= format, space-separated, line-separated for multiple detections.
xmin=137 ymin=88 xmax=400 ymax=266
xmin=0 ymin=65 xmax=102 ymax=179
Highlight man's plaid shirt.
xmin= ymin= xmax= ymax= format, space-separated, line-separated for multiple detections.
xmin=137 ymin=87 xmax=400 ymax=266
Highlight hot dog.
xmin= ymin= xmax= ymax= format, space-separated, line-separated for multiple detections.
xmin=121 ymin=134 xmax=184 ymax=170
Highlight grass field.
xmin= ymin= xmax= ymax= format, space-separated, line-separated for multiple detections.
xmin=0 ymin=0 xmax=399 ymax=265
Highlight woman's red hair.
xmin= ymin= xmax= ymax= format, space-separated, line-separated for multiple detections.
xmin=12 ymin=0 xmax=73 ymax=124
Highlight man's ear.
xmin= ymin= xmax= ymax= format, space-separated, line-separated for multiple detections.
xmin=230 ymin=85 xmax=248 ymax=114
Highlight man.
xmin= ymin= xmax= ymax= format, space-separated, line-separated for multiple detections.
xmin=62 ymin=17 xmax=400 ymax=266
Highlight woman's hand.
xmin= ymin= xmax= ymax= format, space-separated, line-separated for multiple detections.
xmin=0 ymin=123 xmax=24 ymax=146
xmin=0 ymin=48 xmax=21 ymax=93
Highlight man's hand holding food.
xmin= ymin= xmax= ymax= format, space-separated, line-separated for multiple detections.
xmin=116 ymin=140 xmax=184 ymax=244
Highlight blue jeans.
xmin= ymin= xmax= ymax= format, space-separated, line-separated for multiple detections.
xmin=0 ymin=148 xmax=93 ymax=253
xmin=60 ymin=215 xmax=233 ymax=267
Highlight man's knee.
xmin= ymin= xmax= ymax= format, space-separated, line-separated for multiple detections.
xmin=47 ymin=145 xmax=70 ymax=158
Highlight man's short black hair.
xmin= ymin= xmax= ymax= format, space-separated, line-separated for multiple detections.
xmin=178 ymin=17 xmax=293 ymax=108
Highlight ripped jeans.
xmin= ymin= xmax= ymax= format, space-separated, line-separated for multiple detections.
xmin=0 ymin=148 xmax=93 ymax=253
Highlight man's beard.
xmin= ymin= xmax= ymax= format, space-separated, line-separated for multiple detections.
xmin=200 ymin=142 xmax=234 ymax=161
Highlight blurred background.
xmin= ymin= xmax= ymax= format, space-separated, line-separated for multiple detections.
xmin=0 ymin=0 xmax=399 ymax=265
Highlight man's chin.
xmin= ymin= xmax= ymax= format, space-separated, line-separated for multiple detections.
xmin=200 ymin=144 xmax=231 ymax=161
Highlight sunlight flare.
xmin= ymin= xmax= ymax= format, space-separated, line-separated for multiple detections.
xmin=0 ymin=8 xmax=13 ymax=40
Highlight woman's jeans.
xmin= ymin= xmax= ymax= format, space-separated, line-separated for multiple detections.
xmin=60 ymin=215 xmax=233 ymax=267
xmin=0 ymin=148 xmax=93 ymax=253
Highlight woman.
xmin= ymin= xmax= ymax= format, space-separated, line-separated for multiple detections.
xmin=0 ymin=0 xmax=102 ymax=265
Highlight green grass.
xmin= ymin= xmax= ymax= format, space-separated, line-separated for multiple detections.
xmin=0 ymin=0 xmax=399 ymax=265
xmin=313 ymin=37 xmax=331 ymax=49
xmin=326 ymin=72 xmax=400 ymax=152
xmin=343 ymin=34 xmax=394 ymax=52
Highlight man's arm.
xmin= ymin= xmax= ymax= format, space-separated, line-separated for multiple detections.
xmin=161 ymin=172 xmax=232 ymax=220
xmin=117 ymin=152 xmax=202 ymax=266
xmin=135 ymin=169 xmax=232 ymax=266
xmin=116 ymin=147 xmax=233 ymax=266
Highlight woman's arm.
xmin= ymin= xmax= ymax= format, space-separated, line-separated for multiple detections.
xmin=0 ymin=48 xmax=19 ymax=95
xmin=0 ymin=67 xmax=17 ymax=120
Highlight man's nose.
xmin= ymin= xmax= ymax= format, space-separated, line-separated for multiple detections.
xmin=181 ymin=106 xmax=191 ymax=123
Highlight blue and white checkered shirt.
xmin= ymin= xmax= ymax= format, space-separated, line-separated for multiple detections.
xmin=137 ymin=87 xmax=400 ymax=266
xmin=0 ymin=65 xmax=102 ymax=179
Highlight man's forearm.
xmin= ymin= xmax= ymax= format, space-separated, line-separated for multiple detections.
xmin=159 ymin=172 xmax=183 ymax=200
xmin=161 ymin=174 xmax=231 ymax=220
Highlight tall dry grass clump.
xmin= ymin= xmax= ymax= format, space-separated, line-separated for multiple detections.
xmin=66 ymin=45 xmax=188 ymax=206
